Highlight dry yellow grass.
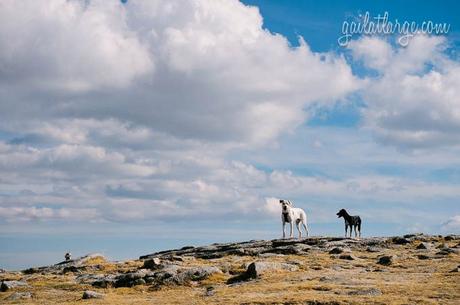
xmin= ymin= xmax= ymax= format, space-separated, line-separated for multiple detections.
xmin=1 ymin=238 xmax=459 ymax=304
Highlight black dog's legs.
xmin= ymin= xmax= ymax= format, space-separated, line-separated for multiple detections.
xmin=344 ymin=224 xmax=348 ymax=237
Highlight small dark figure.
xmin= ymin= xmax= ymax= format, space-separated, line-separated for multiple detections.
xmin=65 ymin=252 xmax=71 ymax=261
xmin=336 ymin=209 xmax=361 ymax=238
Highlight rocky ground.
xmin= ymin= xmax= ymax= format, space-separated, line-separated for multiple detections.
xmin=1 ymin=234 xmax=459 ymax=304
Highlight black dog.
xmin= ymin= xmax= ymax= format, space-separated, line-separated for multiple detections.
xmin=336 ymin=209 xmax=361 ymax=238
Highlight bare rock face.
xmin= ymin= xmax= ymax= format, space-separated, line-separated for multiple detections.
xmin=82 ymin=264 xmax=222 ymax=289
xmin=139 ymin=236 xmax=390 ymax=262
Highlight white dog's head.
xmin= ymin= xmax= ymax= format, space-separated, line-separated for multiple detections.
xmin=279 ymin=199 xmax=292 ymax=213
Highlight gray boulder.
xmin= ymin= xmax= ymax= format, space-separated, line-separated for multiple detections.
xmin=114 ymin=270 xmax=149 ymax=288
xmin=377 ymin=255 xmax=393 ymax=266
xmin=82 ymin=290 xmax=104 ymax=299
xmin=227 ymin=261 xmax=298 ymax=283
xmin=142 ymin=258 xmax=162 ymax=270
xmin=1 ymin=280 xmax=29 ymax=292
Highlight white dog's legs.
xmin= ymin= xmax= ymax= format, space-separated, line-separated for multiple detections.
xmin=296 ymin=221 xmax=302 ymax=238
xmin=289 ymin=222 xmax=293 ymax=238
xmin=282 ymin=222 xmax=286 ymax=238
xmin=302 ymin=222 xmax=309 ymax=237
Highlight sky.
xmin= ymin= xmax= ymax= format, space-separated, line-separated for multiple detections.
xmin=1 ymin=0 xmax=460 ymax=270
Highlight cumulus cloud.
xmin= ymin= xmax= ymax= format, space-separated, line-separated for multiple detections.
xmin=350 ymin=35 xmax=460 ymax=149
xmin=0 ymin=0 xmax=153 ymax=91
xmin=0 ymin=0 xmax=359 ymax=145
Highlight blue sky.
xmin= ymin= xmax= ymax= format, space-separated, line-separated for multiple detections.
xmin=1 ymin=0 xmax=460 ymax=270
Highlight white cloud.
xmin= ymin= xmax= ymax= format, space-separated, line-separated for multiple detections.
xmin=351 ymin=35 xmax=460 ymax=149
xmin=0 ymin=0 xmax=153 ymax=91
xmin=0 ymin=0 xmax=359 ymax=146
xmin=349 ymin=36 xmax=393 ymax=70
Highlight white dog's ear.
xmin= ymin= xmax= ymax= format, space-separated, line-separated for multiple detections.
xmin=279 ymin=199 xmax=284 ymax=204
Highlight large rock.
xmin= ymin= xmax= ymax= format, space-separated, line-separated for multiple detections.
xmin=142 ymin=258 xmax=162 ymax=270
xmin=1 ymin=280 xmax=29 ymax=291
xmin=246 ymin=261 xmax=298 ymax=278
xmin=227 ymin=261 xmax=298 ymax=283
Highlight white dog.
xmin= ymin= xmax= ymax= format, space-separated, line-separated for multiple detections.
xmin=280 ymin=199 xmax=309 ymax=238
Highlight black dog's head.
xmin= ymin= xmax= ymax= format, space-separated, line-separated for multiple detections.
xmin=336 ymin=209 xmax=347 ymax=218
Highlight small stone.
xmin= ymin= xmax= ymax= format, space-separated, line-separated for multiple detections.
xmin=205 ymin=286 xmax=215 ymax=296
xmin=417 ymin=254 xmax=431 ymax=260
xmin=339 ymin=254 xmax=355 ymax=260
xmin=377 ymin=255 xmax=393 ymax=266
xmin=82 ymin=290 xmax=104 ymax=299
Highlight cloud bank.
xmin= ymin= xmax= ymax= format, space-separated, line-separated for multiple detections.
xmin=0 ymin=0 xmax=459 ymax=234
